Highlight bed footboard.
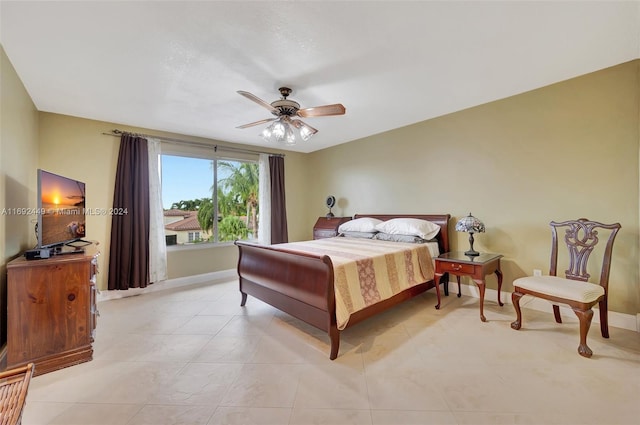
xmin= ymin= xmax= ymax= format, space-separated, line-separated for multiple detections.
xmin=234 ymin=240 xmax=341 ymax=359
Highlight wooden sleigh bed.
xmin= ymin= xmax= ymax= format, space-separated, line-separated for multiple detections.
xmin=234 ymin=213 xmax=451 ymax=359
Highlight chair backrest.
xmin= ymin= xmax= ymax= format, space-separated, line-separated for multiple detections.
xmin=0 ymin=363 xmax=34 ymax=425
xmin=549 ymin=218 xmax=621 ymax=291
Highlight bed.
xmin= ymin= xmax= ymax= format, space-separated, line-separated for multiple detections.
xmin=234 ymin=213 xmax=451 ymax=359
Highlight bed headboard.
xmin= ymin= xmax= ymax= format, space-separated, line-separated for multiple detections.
xmin=353 ymin=214 xmax=451 ymax=255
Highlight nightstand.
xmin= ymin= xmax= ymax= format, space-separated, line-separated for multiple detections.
xmin=434 ymin=252 xmax=504 ymax=322
xmin=313 ymin=217 xmax=351 ymax=239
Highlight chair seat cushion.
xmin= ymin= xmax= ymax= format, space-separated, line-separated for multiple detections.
xmin=513 ymin=276 xmax=605 ymax=303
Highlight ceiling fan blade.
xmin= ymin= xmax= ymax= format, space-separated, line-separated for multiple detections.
xmin=236 ymin=118 xmax=276 ymax=129
xmin=237 ymin=90 xmax=278 ymax=114
xmin=297 ymin=103 xmax=346 ymax=118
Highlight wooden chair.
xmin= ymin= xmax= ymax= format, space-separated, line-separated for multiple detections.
xmin=511 ymin=218 xmax=621 ymax=358
xmin=0 ymin=363 xmax=34 ymax=425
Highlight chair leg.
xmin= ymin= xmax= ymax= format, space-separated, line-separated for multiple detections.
xmin=553 ymin=304 xmax=562 ymax=323
xmin=572 ymin=308 xmax=594 ymax=358
xmin=511 ymin=290 xmax=523 ymax=330
xmin=598 ymin=298 xmax=609 ymax=339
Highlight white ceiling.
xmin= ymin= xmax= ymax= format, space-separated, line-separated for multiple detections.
xmin=1 ymin=1 xmax=638 ymax=153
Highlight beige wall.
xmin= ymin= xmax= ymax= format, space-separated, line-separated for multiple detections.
xmin=307 ymin=61 xmax=640 ymax=315
xmin=0 ymin=46 xmax=39 ymax=255
xmin=0 ymin=45 xmax=40 ymax=345
xmin=36 ymin=113 xmax=307 ymax=285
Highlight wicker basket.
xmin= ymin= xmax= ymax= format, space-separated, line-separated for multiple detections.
xmin=0 ymin=364 xmax=34 ymax=425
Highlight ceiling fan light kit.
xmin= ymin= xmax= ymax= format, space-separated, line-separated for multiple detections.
xmin=237 ymin=87 xmax=345 ymax=145
xmin=260 ymin=116 xmax=316 ymax=145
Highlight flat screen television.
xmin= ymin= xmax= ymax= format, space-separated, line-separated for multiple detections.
xmin=37 ymin=169 xmax=86 ymax=249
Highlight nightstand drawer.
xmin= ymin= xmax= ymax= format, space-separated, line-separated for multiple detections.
xmin=438 ymin=262 xmax=474 ymax=274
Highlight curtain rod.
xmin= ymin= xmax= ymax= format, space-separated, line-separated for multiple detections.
xmin=101 ymin=129 xmax=284 ymax=157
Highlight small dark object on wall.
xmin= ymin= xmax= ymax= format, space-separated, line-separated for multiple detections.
xmin=326 ymin=195 xmax=336 ymax=218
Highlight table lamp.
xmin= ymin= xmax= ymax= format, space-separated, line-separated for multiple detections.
xmin=455 ymin=213 xmax=485 ymax=257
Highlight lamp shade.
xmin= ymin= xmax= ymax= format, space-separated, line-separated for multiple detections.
xmin=455 ymin=213 xmax=485 ymax=256
xmin=261 ymin=116 xmax=317 ymax=145
xmin=455 ymin=213 xmax=485 ymax=234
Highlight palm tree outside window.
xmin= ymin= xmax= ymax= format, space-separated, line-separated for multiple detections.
xmin=161 ymin=154 xmax=259 ymax=246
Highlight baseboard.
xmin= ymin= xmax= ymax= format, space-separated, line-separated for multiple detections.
xmin=441 ymin=282 xmax=639 ymax=333
xmin=97 ymin=269 xmax=237 ymax=302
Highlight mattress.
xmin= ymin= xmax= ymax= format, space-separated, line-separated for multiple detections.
xmin=276 ymin=237 xmax=436 ymax=329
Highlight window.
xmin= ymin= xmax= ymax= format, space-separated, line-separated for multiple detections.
xmin=161 ymin=151 xmax=259 ymax=246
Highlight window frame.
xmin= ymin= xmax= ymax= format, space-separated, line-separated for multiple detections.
xmin=160 ymin=142 xmax=260 ymax=250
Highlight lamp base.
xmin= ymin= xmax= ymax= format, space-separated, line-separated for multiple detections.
xmin=465 ymin=232 xmax=480 ymax=256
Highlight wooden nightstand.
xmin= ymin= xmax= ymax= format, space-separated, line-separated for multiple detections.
xmin=313 ymin=217 xmax=351 ymax=239
xmin=434 ymin=252 xmax=503 ymax=322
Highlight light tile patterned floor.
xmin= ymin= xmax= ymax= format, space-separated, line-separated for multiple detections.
xmin=22 ymin=278 xmax=640 ymax=425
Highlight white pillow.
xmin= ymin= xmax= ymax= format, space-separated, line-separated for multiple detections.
xmin=375 ymin=218 xmax=441 ymax=240
xmin=338 ymin=217 xmax=382 ymax=233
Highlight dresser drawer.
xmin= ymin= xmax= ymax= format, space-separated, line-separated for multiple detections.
xmin=437 ymin=261 xmax=474 ymax=274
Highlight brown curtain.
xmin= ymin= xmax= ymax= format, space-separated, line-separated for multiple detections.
xmin=108 ymin=134 xmax=150 ymax=290
xmin=269 ymin=155 xmax=288 ymax=243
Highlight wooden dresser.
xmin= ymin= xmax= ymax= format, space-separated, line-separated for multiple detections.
xmin=5 ymin=244 xmax=99 ymax=376
xmin=313 ymin=216 xmax=352 ymax=239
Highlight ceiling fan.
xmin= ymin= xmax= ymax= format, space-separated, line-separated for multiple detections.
xmin=236 ymin=87 xmax=346 ymax=145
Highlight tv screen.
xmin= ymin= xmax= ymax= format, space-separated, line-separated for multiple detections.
xmin=37 ymin=169 xmax=86 ymax=248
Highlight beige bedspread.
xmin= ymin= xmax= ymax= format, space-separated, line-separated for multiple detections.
xmin=277 ymin=237 xmax=435 ymax=329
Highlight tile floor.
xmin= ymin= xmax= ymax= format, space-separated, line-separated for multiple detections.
xmin=22 ymin=278 xmax=640 ymax=425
